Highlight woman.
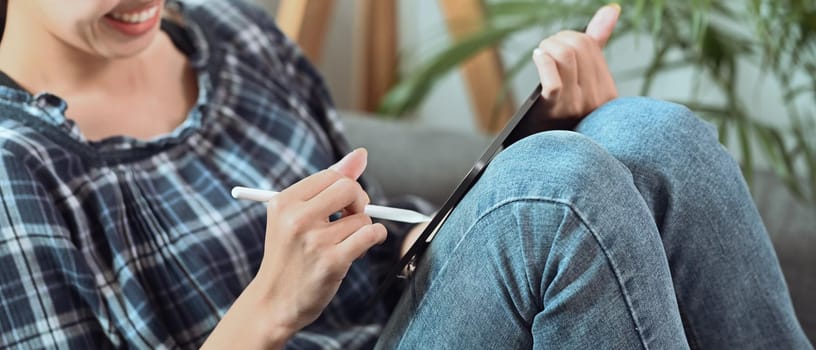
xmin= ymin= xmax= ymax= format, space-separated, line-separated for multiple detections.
xmin=0 ymin=0 xmax=809 ymax=348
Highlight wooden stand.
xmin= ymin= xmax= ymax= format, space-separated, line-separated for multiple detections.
xmin=276 ymin=0 xmax=514 ymax=133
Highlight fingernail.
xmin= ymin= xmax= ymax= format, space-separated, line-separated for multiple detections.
xmin=330 ymin=148 xmax=363 ymax=170
xmin=330 ymin=150 xmax=355 ymax=170
xmin=532 ymin=48 xmax=543 ymax=62
xmin=608 ymin=2 xmax=621 ymax=13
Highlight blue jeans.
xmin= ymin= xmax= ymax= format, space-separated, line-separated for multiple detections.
xmin=375 ymin=98 xmax=811 ymax=349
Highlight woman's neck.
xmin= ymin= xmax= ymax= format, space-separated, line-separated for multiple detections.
xmin=0 ymin=6 xmax=199 ymax=141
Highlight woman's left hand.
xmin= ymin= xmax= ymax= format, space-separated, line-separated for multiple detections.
xmin=399 ymin=5 xmax=622 ymax=261
xmin=531 ymin=4 xmax=621 ymax=121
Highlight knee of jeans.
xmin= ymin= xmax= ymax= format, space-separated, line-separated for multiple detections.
xmin=579 ymin=97 xmax=727 ymax=175
xmin=479 ymin=131 xmax=631 ymax=203
xmin=593 ymin=97 xmax=717 ymax=141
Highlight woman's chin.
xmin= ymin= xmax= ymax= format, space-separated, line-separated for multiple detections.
xmin=95 ymin=33 xmax=160 ymax=60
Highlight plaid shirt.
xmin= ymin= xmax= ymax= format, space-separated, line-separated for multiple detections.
xmin=0 ymin=1 xmax=417 ymax=348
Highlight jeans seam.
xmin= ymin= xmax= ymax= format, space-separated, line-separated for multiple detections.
xmin=396 ymin=197 xmax=535 ymax=349
xmin=558 ymin=197 xmax=652 ymax=350
xmin=396 ymin=195 xmax=651 ymax=350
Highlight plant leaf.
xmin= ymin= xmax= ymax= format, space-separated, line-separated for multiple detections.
xmin=378 ymin=18 xmax=536 ymax=116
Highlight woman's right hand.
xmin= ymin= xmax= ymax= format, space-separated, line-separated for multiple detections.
xmin=255 ymin=148 xmax=386 ymax=334
xmin=203 ymin=149 xmax=385 ymax=349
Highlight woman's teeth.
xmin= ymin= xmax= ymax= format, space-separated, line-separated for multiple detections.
xmin=108 ymin=6 xmax=159 ymax=24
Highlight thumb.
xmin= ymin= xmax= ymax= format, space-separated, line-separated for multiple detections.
xmin=585 ymin=3 xmax=621 ymax=47
xmin=329 ymin=148 xmax=368 ymax=180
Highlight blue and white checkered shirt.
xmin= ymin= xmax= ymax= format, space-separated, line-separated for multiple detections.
xmin=0 ymin=1 xmax=416 ymax=348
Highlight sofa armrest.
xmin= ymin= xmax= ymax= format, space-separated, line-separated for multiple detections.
xmin=340 ymin=111 xmax=491 ymax=206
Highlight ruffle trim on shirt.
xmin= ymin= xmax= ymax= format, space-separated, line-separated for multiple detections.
xmin=0 ymin=1 xmax=217 ymax=165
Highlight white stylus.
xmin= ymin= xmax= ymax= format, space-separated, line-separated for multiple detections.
xmin=230 ymin=186 xmax=432 ymax=224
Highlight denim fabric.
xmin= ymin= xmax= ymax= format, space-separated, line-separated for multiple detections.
xmin=376 ymin=97 xmax=811 ymax=349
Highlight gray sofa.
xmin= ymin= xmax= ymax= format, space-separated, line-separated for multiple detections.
xmin=341 ymin=112 xmax=815 ymax=343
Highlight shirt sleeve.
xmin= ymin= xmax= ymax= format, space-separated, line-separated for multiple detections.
xmin=0 ymin=151 xmax=115 ymax=349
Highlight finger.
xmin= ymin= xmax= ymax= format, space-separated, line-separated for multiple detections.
xmin=539 ymin=38 xmax=579 ymax=109
xmin=306 ymin=177 xmax=369 ymax=218
xmin=336 ymin=223 xmax=387 ymax=261
xmin=539 ymin=38 xmax=578 ymax=86
xmin=320 ymin=213 xmax=372 ymax=243
xmin=277 ymin=148 xmax=368 ymax=204
xmin=329 ymin=148 xmax=368 ymax=180
xmin=532 ymin=48 xmax=562 ymax=101
xmin=279 ymin=169 xmax=344 ymax=202
xmin=551 ymin=32 xmax=599 ymax=84
xmin=338 ymin=187 xmax=369 ymax=218
xmin=585 ymin=3 xmax=621 ymax=47
xmin=551 ymin=33 xmax=599 ymax=103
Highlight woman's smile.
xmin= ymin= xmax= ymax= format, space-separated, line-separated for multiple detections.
xmin=103 ymin=2 xmax=161 ymax=36
xmin=108 ymin=5 xmax=159 ymax=23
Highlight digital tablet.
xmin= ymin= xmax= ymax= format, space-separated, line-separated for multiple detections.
xmin=373 ymin=84 xmax=546 ymax=300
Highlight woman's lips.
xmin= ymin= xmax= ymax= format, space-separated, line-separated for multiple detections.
xmin=103 ymin=5 xmax=161 ymax=37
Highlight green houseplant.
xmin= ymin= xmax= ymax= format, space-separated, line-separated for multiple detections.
xmin=377 ymin=0 xmax=816 ymax=203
